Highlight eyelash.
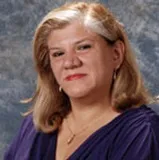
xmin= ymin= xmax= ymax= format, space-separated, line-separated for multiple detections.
xmin=51 ymin=44 xmax=92 ymax=58
xmin=52 ymin=51 xmax=64 ymax=57
xmin=77 ymin=44 xmax=91 ymax=51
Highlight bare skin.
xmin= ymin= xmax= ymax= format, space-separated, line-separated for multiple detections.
xmin=47 ymin=21 xmax=125 ymax=160
xmin=56 ymin=108 xmax=120 ymax=160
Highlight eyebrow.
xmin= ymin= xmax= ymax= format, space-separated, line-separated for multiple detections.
xmin=49 ymin=37 xmax=94 ymax=51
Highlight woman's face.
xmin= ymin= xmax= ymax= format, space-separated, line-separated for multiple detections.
xmin=47 ymin=21 xmax=123 ymax=100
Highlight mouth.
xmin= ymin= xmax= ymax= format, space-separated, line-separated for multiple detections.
xmin=65 ymin=73 xmax=87 ymax=81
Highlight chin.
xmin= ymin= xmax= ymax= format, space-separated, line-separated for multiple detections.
xmin=64 ymin=87 xmax=93 ymax=99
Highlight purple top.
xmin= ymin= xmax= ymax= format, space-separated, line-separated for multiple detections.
xmin=4 ymin=105 xmax=159 ymax=160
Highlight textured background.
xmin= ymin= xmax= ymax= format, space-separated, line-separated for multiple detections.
xmin=0 ymin=0 xmax=159 ymax=158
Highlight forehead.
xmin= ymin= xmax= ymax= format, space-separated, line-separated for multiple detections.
xmin=47 ymin=21 xmax=100 ymax=46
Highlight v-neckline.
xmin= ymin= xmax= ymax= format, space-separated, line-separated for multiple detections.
xmin=50 ymin=105 xmax=147 ymax=159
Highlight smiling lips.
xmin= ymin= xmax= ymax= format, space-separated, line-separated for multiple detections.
xmin=65 ymin=74 xmax=87 ymax=81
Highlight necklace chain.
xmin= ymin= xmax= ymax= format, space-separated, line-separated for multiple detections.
xmin=65 ymin=113 xmax=107 ymax=145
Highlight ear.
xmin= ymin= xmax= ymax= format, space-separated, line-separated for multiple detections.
xmin=112 ymin=40 xmax=125 ymax=69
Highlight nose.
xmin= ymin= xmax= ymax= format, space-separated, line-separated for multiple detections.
xmin=63 ymin=51 xmax=82 ymax=69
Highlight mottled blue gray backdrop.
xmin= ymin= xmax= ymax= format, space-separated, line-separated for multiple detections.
xmin=0 ymin=0 xmax=159 ymax=159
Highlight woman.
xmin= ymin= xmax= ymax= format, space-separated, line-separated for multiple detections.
xmin=4 ymin=2 xmax=159 ymax=160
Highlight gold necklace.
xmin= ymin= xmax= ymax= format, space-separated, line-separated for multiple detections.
xmin=65 ymin=113 xmax=107 ymax=145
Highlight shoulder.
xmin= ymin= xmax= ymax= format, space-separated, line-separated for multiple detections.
xmin=111 ymin=104 xmax=159 ymax=160
xmin=134 ymin=104 xmax=159 ymax=132
xmin=13 ymin=114 xmax=36 ymax=143
xmin=120 ymin=104 xmax=159 ymax=143
xmin=141 ymin=104 xmax=159 ymax=144
xmin=11 ymin=114 xmax=36 ymax=144
xmin=4 ymin=114 xmax=37 ymax=159
xmin=119 ymin=104 xmax=159 ymax=130
xmin=19 ymin=114 xmax=35 ymax=138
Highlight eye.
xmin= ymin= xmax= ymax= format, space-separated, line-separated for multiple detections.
xmin=77 ymin=44 xmax=91 ymax=51
xmin=52 ymin=51 xmax=64 ymax=57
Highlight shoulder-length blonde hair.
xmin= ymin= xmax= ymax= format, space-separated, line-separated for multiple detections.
xmin=25 ymin=2 xmax=150 ymax=133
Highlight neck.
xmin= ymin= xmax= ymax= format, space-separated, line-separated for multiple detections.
xmin=68 ymin=92 xmax=115 ymax=124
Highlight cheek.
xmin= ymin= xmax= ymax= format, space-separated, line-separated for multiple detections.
xmin=50 ymin=61 xmax=61 ymax=82
xmin=91 ymin=53 xmax=112 ymax=70
xmin=93 ymin=56 xmax=114 ymax=78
